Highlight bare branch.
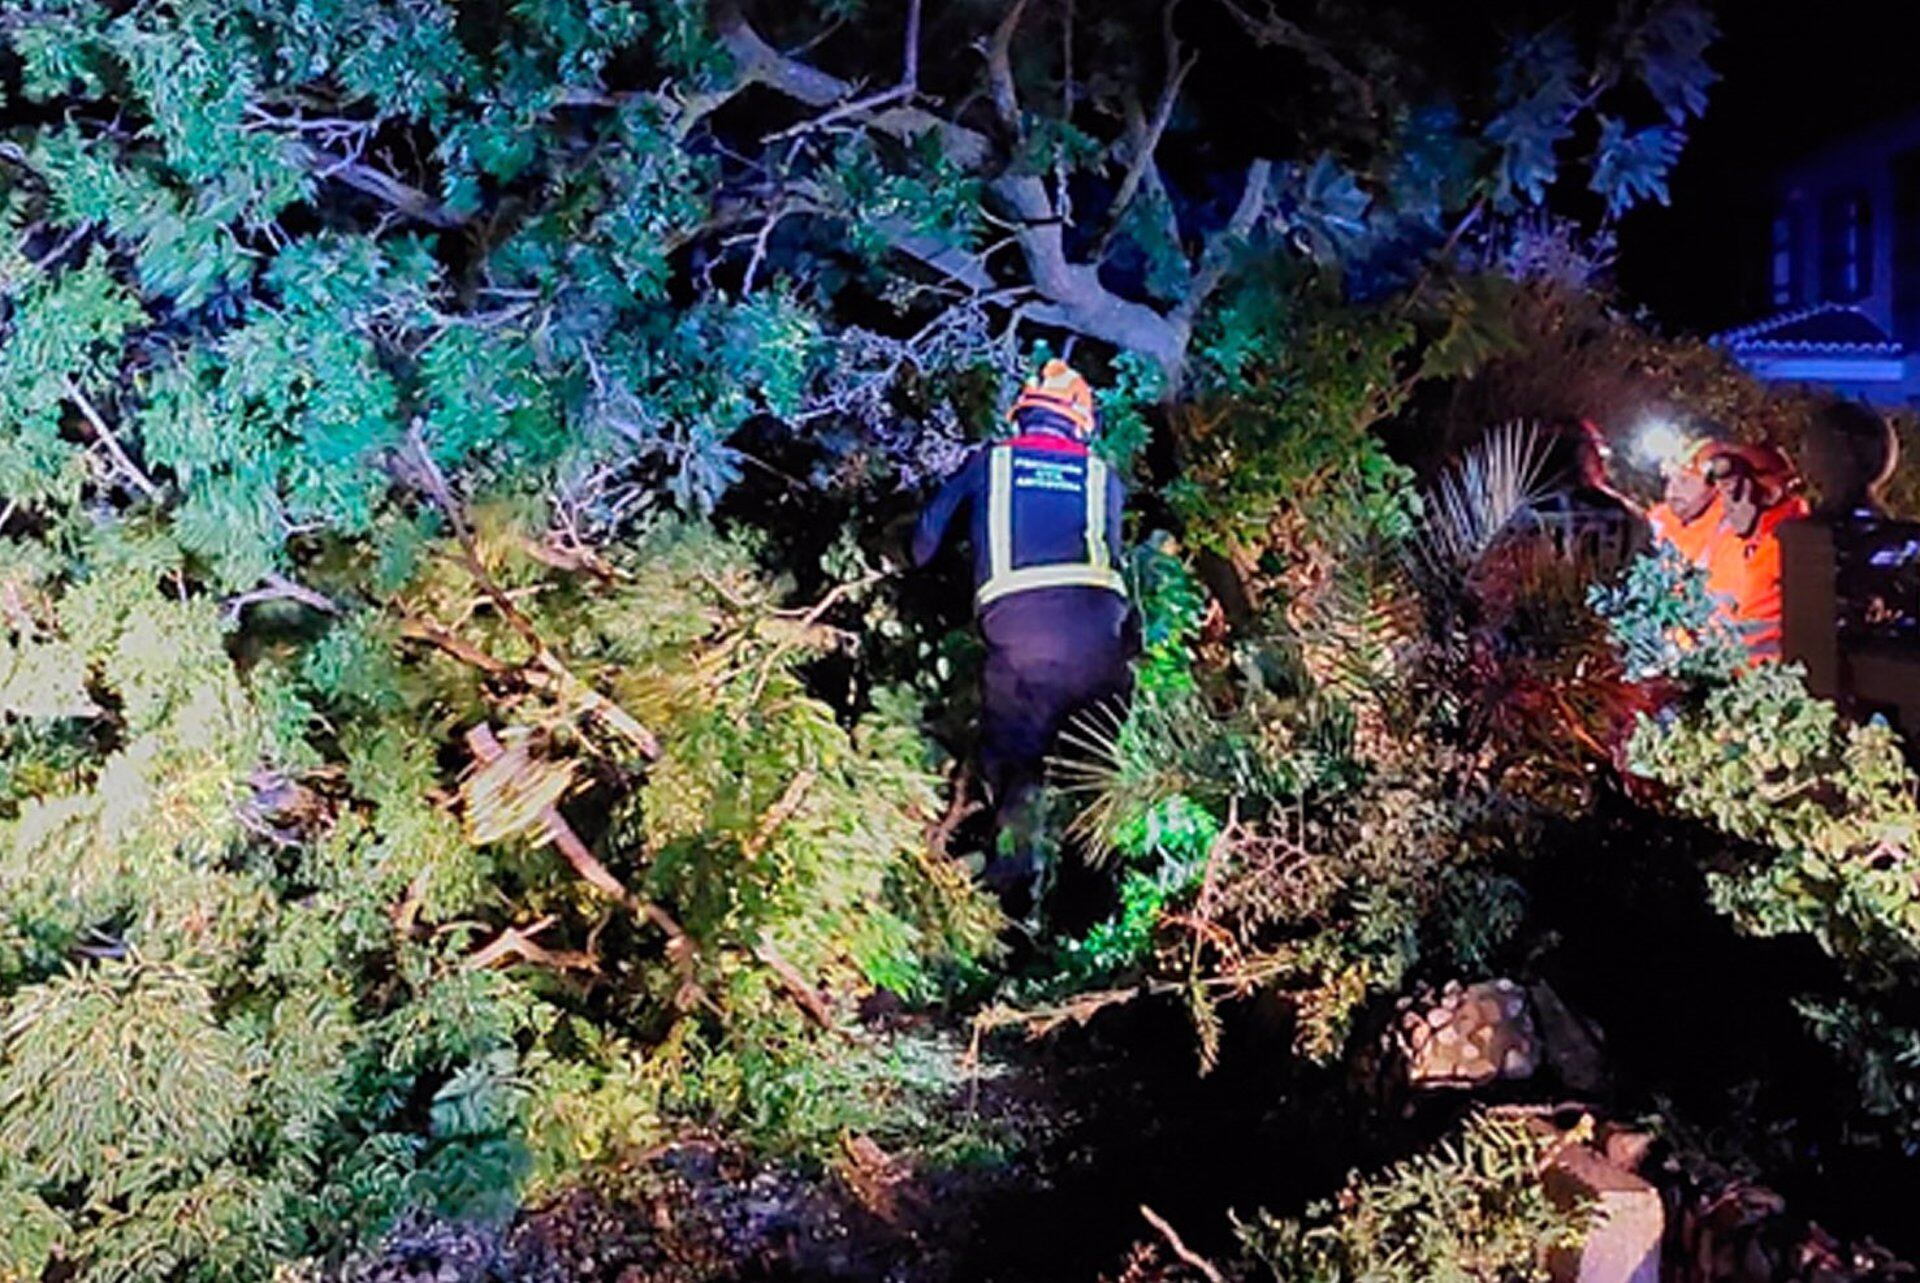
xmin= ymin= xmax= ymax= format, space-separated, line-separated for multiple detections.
xmin=1101 ymin=2 xmax=1197 ymax=253
xmin=1140 ymin=1205 xmax=1227 ymax=1283
xmin=713 ymin=1 xmax=848 ymax=107
xmin=755 ymin=933 xmax=839 ymax=1031
xmin=404 ymin=425 xmax=661 ymax=758
xmin=748 ymin=570 xmax=880 ymax=704
xmin=299 ymin=146 xmax=465 ymax=228
xmin=65 ymin=378 xmax=161 ymax=502
xmin=399 ymin=616 xmax=515 ymax=675
xmin=986 ymin=0 xmax=1033 ymax=131
xmin=223 ymin=572 xmax=340 ymax=623
xmin=465 ymin=915 xmax=600 ymax=973
xmin=1178 ymin=158 xmax=1272 ymax=323
xmin=766 ymin=0 xmax=923 ymax=144
xmin=904 ymin=0 xmax=923 ymax=90
xmin=29 ymin=221 xmax=91 ymax=273
xmin=1213 ymin=0 xmax=1375 ymax=116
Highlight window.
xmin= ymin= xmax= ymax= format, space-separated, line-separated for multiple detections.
xmin=1771 ymin=210 xmax=1800 ymax=306
xmin=1821 ymin=188 xmax=1873 ymax=302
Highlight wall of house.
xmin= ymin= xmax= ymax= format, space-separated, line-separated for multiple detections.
xmin=1772 ymin=109 xmax=1920 ymax=334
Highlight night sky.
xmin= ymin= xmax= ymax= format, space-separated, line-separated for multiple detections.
xmin=1615 ymin=1 xmax=1920 ymax=335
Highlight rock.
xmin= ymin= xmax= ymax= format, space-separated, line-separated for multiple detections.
xmin=1529 ymin=981 xmax=1609 ymax=1096
xmin=1396 ymin=979 xmax=1540 ymax=1090
xmin=1598 ymin=1126 xmax=1652 ymax=1175
xmin=1543 ymin=1139 xmax=1663 ymax=1283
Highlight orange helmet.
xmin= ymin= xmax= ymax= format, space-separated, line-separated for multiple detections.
xmin=1009 ymin=359 xmax=1097 ymax=440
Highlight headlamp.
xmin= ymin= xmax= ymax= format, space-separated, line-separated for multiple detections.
xmin=1634 ymin=419 xmax=1696 ymax=473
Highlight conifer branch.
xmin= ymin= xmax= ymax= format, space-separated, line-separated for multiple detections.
xmin=403 ymin=427 xmax=661 ymax=758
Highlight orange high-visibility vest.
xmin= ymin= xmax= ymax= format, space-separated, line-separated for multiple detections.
xmin=1647 ymin=495 xmax=1723 ymax=567
xmin=1700 ymin=496 xmax=1809 ymax=661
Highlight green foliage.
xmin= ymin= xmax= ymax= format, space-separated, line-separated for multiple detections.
xmin=0 ymin=518 xmax=997 ymax=1276
xmin=1486 ymin=4 xmax=1715 ymax=215
xmin=1235 ymin=1110 xmax=1584 ymax=1283
xmin=1127 ymin=535 xmax=1210 ymax=698
xmin=1623 ymin=661 xmax=1920 ymax=979
xmin=1057 ymin=794 xmax=1219 ymax=980
xmin=1597 ymin=548 xmax=1920 ymax=1145
xmin=0 ymin=0 xmax=1739 ymax=1270
xmin=1174 ymin=279 xmax=1418 ymax=557
xmin=1793 ymin=997 xmax=1920 ymax=1151
xmin=1054 ymin=661 xmax=1528 ymax=1062
xmin=1589 ymin=545 xmax=1745 ymax=683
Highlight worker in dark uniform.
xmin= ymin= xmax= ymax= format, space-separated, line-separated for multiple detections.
xmin=912 ymin=359 xmax=1135 ymax=914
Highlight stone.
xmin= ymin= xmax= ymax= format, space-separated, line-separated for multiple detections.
xmin=1599 ymin=1126 xmax=1652 ymax=1174
xmin=1397 ymin=979 xmax=1541 ymax=1090
xmin=1544 ymin=1142 xmax=1663 ymax=1283
xmin=1529 ymin=981 xmax=1609 ymax=1096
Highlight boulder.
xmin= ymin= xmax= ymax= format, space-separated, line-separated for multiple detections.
xmin=1544 ymin=1136 xmax=1663 ymax=1283
xmin=1529 ymin=980 xmax=1610 ymax=1096
xmin=1395 ymin=978 xmax=1540 ymax=1089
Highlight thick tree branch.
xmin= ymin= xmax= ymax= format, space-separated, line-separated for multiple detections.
xmin=1177 ymin=159 xmax=1272 ymax=324
xmin=986 ymin=0 xmax=1033 ymax=132
xmin=1103 ymin=1 xmax=1196 ymax=244
xmin=998 ymin=173 xmax=1190 ymax=377
xmin=722 ymin=4 xmax=1196 ymax=382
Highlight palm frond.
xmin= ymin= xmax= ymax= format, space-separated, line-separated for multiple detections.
xmin=1410 ymin=420 xmax=1553 ymax=579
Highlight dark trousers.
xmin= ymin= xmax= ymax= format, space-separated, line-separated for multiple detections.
xmin=977 ymin=588 xmax=1134 ymax=897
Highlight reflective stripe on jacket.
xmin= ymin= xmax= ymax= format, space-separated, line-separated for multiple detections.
xmin=912 ymin=433 xmax=1127 ymax=608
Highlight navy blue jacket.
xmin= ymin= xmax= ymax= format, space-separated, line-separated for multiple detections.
xmin=912 ymin=432 xmax=1126 ymax=605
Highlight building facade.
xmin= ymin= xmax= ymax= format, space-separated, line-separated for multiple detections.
xmin=1715 ymin=110 xmax=1920 ymax=406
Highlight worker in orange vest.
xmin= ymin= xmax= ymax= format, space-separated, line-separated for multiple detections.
xmin=1696 ymin=443 xmax=1809 ymax=662
xmin=1645 ymin=439 xmax=1724 ymax=568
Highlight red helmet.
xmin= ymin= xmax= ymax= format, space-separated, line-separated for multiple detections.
xmin=1700 ymin=441 xmax=1801 ymax=503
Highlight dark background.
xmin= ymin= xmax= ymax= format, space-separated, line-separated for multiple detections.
xmin=1616 ymin=1 xmax=1920 ymax=335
